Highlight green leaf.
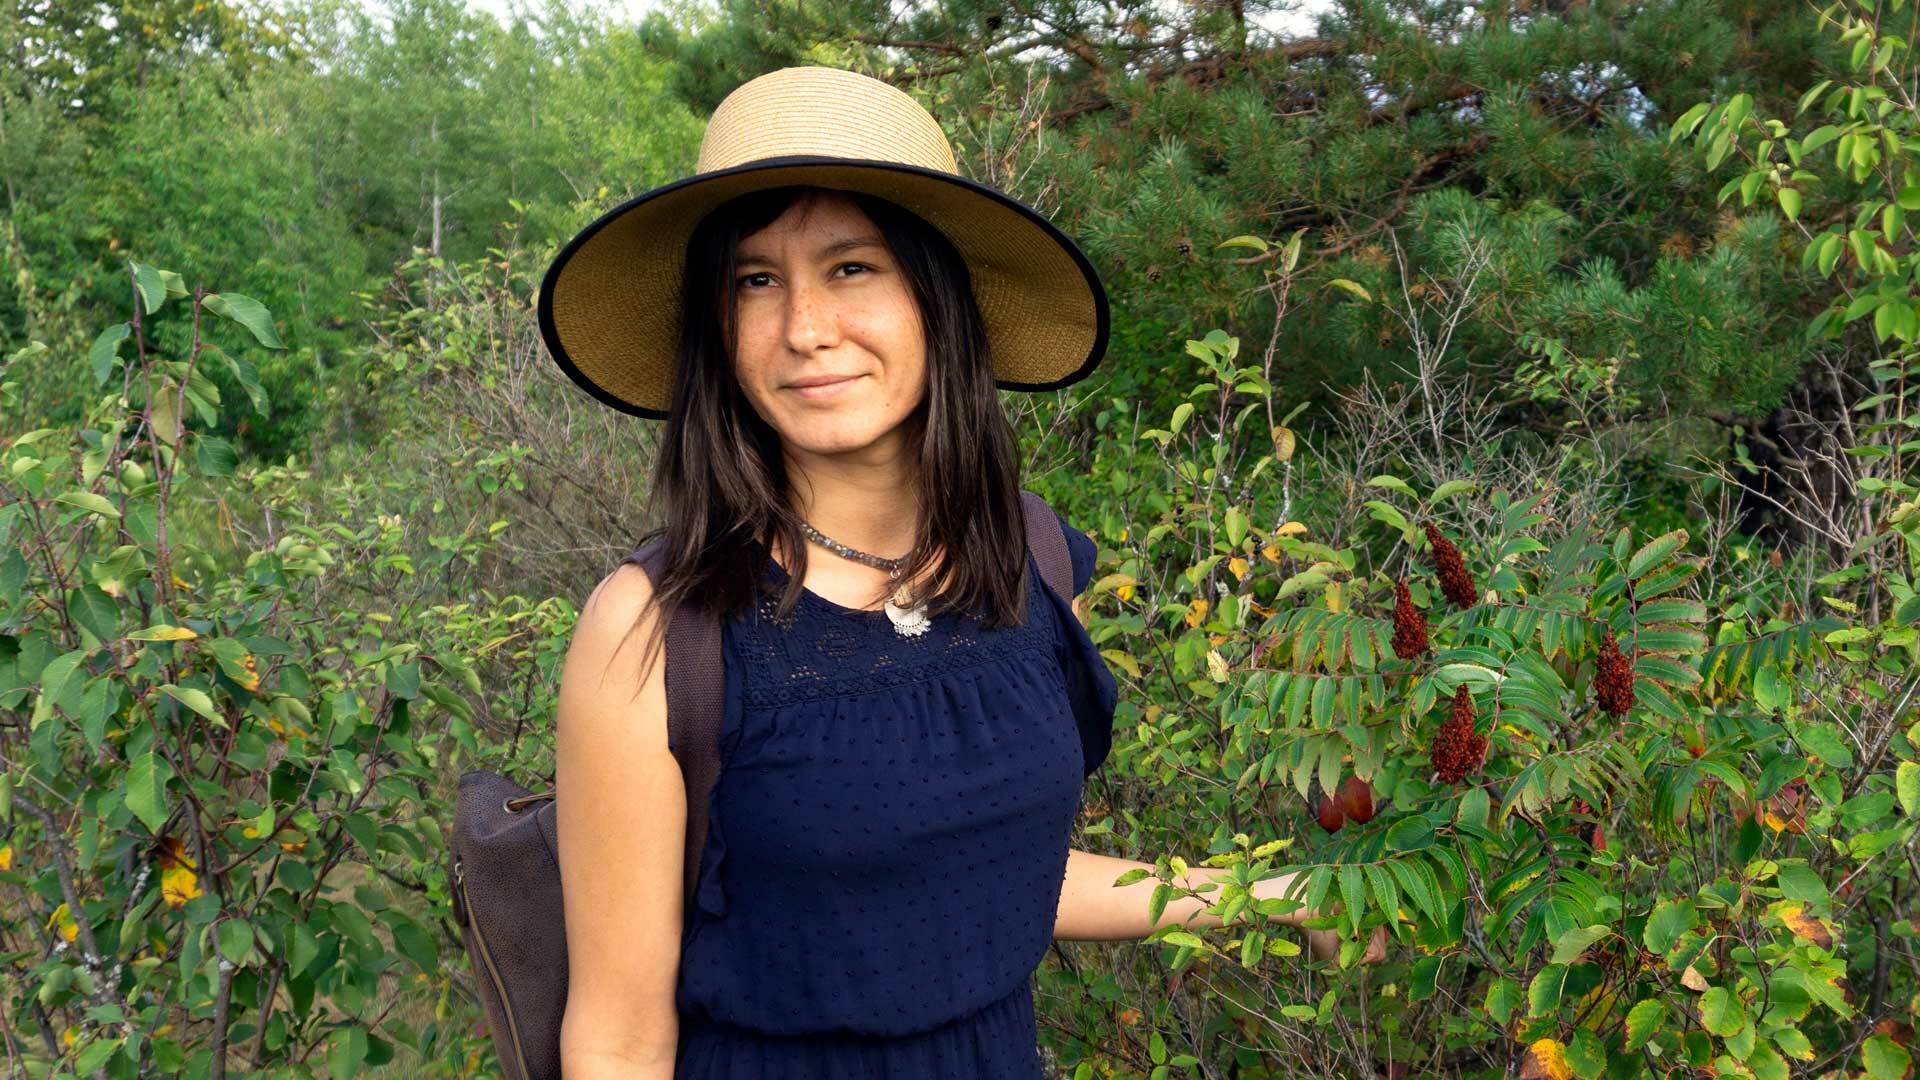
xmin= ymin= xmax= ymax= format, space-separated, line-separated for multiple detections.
xmin=1624 ymin=999 xmax=1663 ymax=1051
xmin=1337 ymin=864 xmax=1366 ymax=935
xmin=215 ymin=346 xmax=270 ymax=415
xmin=1147 ymin=882 xmax=1172 ymax=928
xmin=1897 ymin=762 xmax=1919 ymax=817
xmin=1528 ymin=963 xmax=1567 ymax=1017
xmin=1225 ymin=506 xmax=1248 ymax=547
xmin=1668 ymin=101 xmax=1712 ymax=143
xmin=90 ymin=324 xmax=131 ymax=385
xmin=1863 ymin=1035 xmax=1911 ymax=1080
xmin=1365 ymin=864 xmax=1400 ymax=922
xmin=327 ymin=1025 xmax=369 ymax=1080
xmin=1778 ymin=186 xmax=1801 ymax=221
xmin=1771 ymin=1027 xmax=1814 ymax=1061
xmin=1644 ymin=899 xmax=1696 ymax=953
xmin=1366 ymin=475 xmax=1417 ymax=499
xmin=288 ymin=921 xmax=321 ymax=977
xmin=202 ymin=293 xmax=286 ymax=350
xmin=69 ymin=584 xmax=120 ymax=644
xmin=1458 ymin=786 xmax=1489 ymax=829
xmin=127 ymin=751 xmax=172 ymax=832
xmin=1550 ymin=925 xmax=1611 ymax=965
xmin=388 ymin=914 xmax=439 ymax=972
xmin=1775 ymin=861 xmax=1829 ymax=905
xmin=1324 ymin=278 xmax=1372 ymax=302
xmin=1485 ymin=976 xmax=1521 ymax=1026
xmin=1792 ymin=724 xmax=1854 ymax=768
xmin=1435 ymin=663 xmax=1504 ymax=689
xmin=1747 ymin=1042 xmax=1788 ymax=1080
xmin=1364 ymin=500 xmax=1415 ymax=541
xmin=160 ymin=684 xmax=224 ymax=727
xmin=131 ymin=261 xmax=166 ymax=316
xmin=1628 ymin=529 xmax=1688 ymax=579
xmin=37 ymin=648 xmax=89 ymax=706
xmin=1698 ymin=986 xmax=1745 ymax=1037
xmin=1158 ymin=930 xmax=1209 ymax=950
xmin=54 ymin=491 xmax=121 ymax=520
xmin=1566 ymin=1030 xmax=1608 ymax=1079
xmin=196 ymin=435 xmax=238 ymax=478
xmin=218 ymin=918 xmax=256 ymax=966
xmin=74 ymin=1035 xmax=122 ymax=1073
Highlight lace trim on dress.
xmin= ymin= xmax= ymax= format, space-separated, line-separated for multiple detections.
xmin=734 ymin=553 xmax=1056 ymax=709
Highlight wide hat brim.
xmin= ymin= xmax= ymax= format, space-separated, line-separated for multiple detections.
xmin=536 ymin=154 xmax=1110 ymax=419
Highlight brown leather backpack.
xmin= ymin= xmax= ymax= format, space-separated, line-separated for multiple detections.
xmin=447 ymin=490 xmax=1075 ymax=1080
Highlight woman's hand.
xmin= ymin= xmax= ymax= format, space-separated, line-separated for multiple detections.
xmin=1252 ymin=873 xmax=1389 ymax=965
xmin=1304 ymin=924 xmax=1389 ymax=965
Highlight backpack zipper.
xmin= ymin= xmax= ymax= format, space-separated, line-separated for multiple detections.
xmin=454 ymin=859 xmax=532 ymax=1080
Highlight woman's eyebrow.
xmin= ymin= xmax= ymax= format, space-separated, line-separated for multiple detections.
xmin=737 ymin=234 xmax=888 ymax=268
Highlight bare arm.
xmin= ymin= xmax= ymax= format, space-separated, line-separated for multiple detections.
xmin=555 ymin=564 xmax=683 ymax=1080
xmin=1052 ymin=850 xmax=1387 ymax=962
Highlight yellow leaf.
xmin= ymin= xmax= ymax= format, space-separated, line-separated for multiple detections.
xmin=0 ymin=845 xmax=10 ymax=870
xmin=48 ymin=902 xmax=77 ymax=943
xmin=1681 ymin=965 xmax=1709 ymax=991
xmin=1228 ymin=557 xmax=1249 ymax=580
xmin=1275 ymin=521 xmax=1308 ymax=538
xmin=1325 ymin=582 xmax=1344 ymax=613
xmin=1184 ymin=598 xmax=1209 ymax=628
xmin=161 ymin=865 xmax=201 ymax=907
xmin=1779 ymin=905 xmax=1838 ymax=948
xmin=1260 ymin=544 xmax=1283 ymax=564
xmin=128 ymin=624 xmax=198 ymax=641
xmin=63 ymin=1027 xmax=76 ymax=1048
xmin=1518 ymin=1038 xmax=1573 ymax=1080
xmin=1117 ymin=584 xmax=1135 ymax=602
xmin=1207 ymin=650 xmax=1229 ymax=683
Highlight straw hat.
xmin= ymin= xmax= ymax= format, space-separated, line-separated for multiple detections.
xmin=536 ymin=65 xmax=1110 ymax=419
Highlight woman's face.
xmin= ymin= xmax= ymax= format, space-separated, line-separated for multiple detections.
xmin=728 ymin=191 xmax=928 ymax=463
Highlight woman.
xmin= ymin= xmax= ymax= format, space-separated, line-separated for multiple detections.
xmin=538 ymin=66 xmax=1381 ymax=1080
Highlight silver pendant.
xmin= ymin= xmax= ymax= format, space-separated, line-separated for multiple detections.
xmin=884 ymin=584 xmax=930 ymax=637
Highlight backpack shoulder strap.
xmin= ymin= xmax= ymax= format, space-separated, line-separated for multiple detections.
xmin=1018 ymin=489 xmax=1074 ymax=600
xmin=622 ymin=537 xmax=722 ymax=942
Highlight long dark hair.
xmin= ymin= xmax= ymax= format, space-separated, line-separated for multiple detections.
xmin=617 ymin=184 xmax=1030 ymax=686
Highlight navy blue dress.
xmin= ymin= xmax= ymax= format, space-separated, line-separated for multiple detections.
xmin=672 ymin=510 xmax=1118 ymax=1079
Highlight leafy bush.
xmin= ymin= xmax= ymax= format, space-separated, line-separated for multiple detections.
xmin=0 ymin=264 xmax=576 ymax=1078
xmin=1037 ymin=317 xmax=1918 ymax=1077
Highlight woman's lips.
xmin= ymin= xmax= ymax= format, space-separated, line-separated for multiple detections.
xmin=788 ymin=374 xmax=863 ymax=399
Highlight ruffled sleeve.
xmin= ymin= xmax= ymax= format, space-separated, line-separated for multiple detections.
xmin=1046 ymin=507 xmax=1119 ymax=777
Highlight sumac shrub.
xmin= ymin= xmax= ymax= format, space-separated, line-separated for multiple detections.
xmin=1039 ymin=321 xmax=1919 ymax=1078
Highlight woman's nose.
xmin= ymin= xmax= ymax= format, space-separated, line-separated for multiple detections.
xmin=783 ymin=279 xmax=841 ymax=353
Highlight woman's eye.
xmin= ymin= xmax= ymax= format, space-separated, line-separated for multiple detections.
xmin=837 ymin=262 xmax=870 ymax=277
xmin=738 ymin=272 xmax=773 ymax=288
